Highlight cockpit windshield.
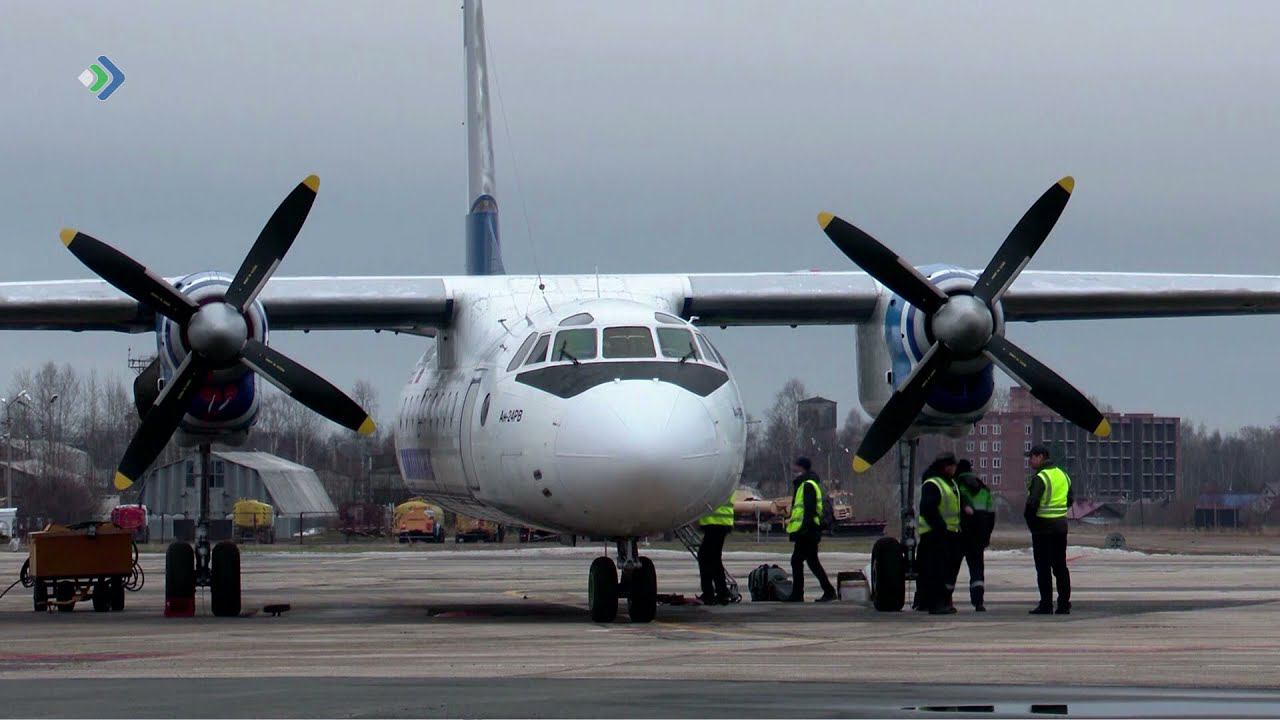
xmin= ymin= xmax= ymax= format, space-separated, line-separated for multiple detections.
xmin=553 ymin=328 xmax=598 ymax=362
xmin=657 ymin=328 xmax=699 ymax=361
xmin=602 ymin=327 xmax=657 ymax=358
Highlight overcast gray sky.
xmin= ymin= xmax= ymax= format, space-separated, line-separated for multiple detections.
xmin=2 ymin=1 xmax=1279 ymax=432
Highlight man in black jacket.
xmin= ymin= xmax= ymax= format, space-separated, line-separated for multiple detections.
xmin=784 ymin=457 xmax=836 ymax=602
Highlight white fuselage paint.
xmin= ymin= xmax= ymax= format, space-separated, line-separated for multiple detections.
xmin=392 ymin=275 xmax=746 ymax=537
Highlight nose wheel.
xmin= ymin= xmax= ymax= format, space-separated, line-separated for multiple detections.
xmin=587 ymin=539 xmax=658 ymax=624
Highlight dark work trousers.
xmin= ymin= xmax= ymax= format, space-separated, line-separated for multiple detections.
xmin=789 ymin=535 xmax=835 ymax=599
xmin=697 ymin=525 xmax=731 ymax=600
xmin=916 ymin=531 xmax=954 ymax=611
xmin=1031 ymin=532 xmax=1071 ymax=608
xmin=962 ymin=533 xmax=986 ymax=608
xmin=944 ymin=533 xmax=964 ymax=608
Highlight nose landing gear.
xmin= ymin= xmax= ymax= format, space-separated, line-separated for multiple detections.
xmin=586 ymin=538 xmax=657 ymax=624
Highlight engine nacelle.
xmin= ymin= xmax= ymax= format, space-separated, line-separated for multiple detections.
xmin=856 ymin=265 xmax=1003 ymax=435
xmin=149 ymin=271 xmax=266 ymax=443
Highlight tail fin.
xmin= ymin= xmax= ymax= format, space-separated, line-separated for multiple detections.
xmin=465 ymin=0 xmax=504 ymax=275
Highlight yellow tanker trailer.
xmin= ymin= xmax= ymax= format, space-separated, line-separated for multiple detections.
xmin=232 ymin=499 xmax=276 ymax=544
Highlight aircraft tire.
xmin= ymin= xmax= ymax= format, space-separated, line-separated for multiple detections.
xmin=211 ymin=541 xmax=241 ymax=618
xmin=626 ymin=556 xmax=657 ymax=624
xmin=871 ymin=537 xmax=906 ymax=612
xmin=165 ymin=542 xmax=196 ymax=605
xmin=588 ymin=556 xmax=618 ymax=623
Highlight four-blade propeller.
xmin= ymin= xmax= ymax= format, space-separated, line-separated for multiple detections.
xmin=819 ymin=177 xmax=1110 ymax=472
xmin=61 ymin=175 xmax=375 ymax=491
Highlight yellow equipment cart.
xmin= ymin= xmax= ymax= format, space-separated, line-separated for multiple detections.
xmin=22 ymin=522 xmax=142 ymax=612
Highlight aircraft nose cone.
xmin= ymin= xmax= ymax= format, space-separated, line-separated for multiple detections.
xmin=554 ymin=380 xmax=724 ymax=535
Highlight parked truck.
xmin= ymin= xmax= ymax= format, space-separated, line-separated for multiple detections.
xmin=231 ymin=499 xmax=276 ymax=544
xmin=394 ymin=499 xmax=444 ymax=543
xmin=454 ymin=515 xmax=501 ymax=543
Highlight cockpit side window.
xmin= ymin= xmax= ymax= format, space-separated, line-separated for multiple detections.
xmin=654 ymin=312 xmax=684 ymax=325
xmin=657 ymin=328 xmax=699 ymax=360
xmin=506 ymin=332 xmax=539 ymax=372
xmin=695 ymin=334 xmax=719 ymax=366
xmin=602 ymin=327 xmax=657 ymax=358
xmin=553 ymin=328 xmax=598 ymax=362
xmin=524 ymin=333 xmax=551 ymax=366
xmin=704 ymin=335 xmax=728 ymax=367
xmin=559 ymin=312 xmax=595 ymax=327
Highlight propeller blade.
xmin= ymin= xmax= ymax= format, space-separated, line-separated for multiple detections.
xmin=241 ymin=339 xmax=374 ymax=435
xmin=60 ymin=229 xmax=198 ymax=326
xmin=818 ymin=212 xmax=948 ymax=316
xmin=971 ymin=177 xmax=1074 ymax=304
xmin=984 ymin=334 xmax=1110 ymax=437
xmin=114 ymin=355 xmax=205 ymax=490
xmin=853 ymin=342 xmax=953 ymax=472
xmin=223 ymin=175 xmax=319 ymax=312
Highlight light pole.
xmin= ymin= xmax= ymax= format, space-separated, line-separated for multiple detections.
xmin=1 ymin=392 xmax=31 ymax=509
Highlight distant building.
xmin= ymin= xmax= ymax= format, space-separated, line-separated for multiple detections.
xmin=138 ymin=450 xmax=336 ymax=536
xmin=922 ymin=387 xmax=1180 ymax=507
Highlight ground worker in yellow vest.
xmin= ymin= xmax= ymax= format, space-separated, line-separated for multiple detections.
xmin=696 ymin=495 xmax=735 ymax=605
xmin=784 ymin=457 xmax=836 ymax=602
xmin=1026 ymin=444 xmax=1073 ymax=615
xmin=915 ymin=452 xmax=963 ymax=614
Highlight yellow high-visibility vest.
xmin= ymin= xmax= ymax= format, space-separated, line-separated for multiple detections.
xmin=785 ymin=479 xmax=823 ymax=534
xmin=698 ymin=497 xmax=735 ymax=527
xmin=1032 ymin=466 xmax=1071 ymax=519
xmin=918 ymin=476 xmax=960 ymax=534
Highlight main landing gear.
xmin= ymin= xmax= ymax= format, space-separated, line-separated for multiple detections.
xmin=165 ymin=443 xmax=242 ymax=618
xmin=587 ymin=538 xmax=657 ymax=624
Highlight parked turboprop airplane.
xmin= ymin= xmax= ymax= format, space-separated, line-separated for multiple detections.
xmin=5 ymin=0 xmax=1280 ymax=622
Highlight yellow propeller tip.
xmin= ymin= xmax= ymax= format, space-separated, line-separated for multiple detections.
xmin=113 ymin=472 xmax=133 ymax=491
xmin=1058 ymin=176 xmax=1075 ymax=193
xmin=1094 ymin=418 xmax=1111 ymax=438
xmin=817 ymin=212 xmax=835 ymax=229
xmin=852 ymin=456 xmax=872 ymax=473
xmin=302 ymin=175 xmax=320 ymax=192
xmin=59 ymin=228 xmax=77 ymax=247
xmin=357 ymin=416 xmax=376 ymax=436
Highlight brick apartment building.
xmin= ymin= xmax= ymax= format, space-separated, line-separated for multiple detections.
xmin=920 ymin=387 xmax=1180 ymax=510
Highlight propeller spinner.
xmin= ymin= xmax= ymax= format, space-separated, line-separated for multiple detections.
xmin=60 ymin=175 xmax=375 ymax=491
xmin=819 ymin=177 xmax=1110 ymax=472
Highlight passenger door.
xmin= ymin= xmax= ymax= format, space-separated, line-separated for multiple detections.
xmin=459 ymin=371 xmax=485 ymax=496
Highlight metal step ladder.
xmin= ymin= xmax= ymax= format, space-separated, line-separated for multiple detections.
xmin=673 ymin=524 xmax=742 ymax=603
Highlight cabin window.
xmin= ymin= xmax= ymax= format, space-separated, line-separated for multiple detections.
xmin=507 ymin=332 xmax=538 ymax=372
xmin=524 ymin=334 xmax=551 ymax=365
xmin=602 ymin=327 xmax=656 ymax=358
xmin=558 ymin=312 xmax=595 ymax=327
xmin=657 ymin=328 xmax=699 ymax=360
xmin=553 ymin=328 xmax=598 ymax=361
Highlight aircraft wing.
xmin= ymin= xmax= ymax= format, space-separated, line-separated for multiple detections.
xmin=3 ymin=270 xmax=1280 ymax=333
xmin=681 ymin=270 xmax=1280 ymax=325
xmin=0 ymin=276 xmax=453 ymax=333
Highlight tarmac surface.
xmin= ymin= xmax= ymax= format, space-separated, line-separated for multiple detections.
xmin=1 ymin=541 xmax=1278 ymax=717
